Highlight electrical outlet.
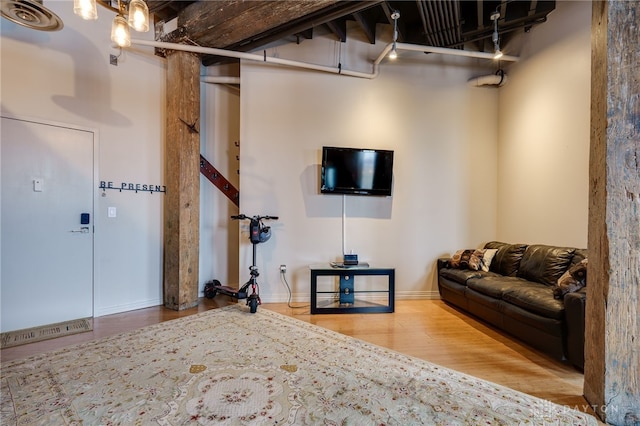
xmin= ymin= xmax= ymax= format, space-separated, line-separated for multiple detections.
xmin=280 ymin=264 xmax=287 ymax=273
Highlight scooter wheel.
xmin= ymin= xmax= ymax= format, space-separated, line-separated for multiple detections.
xmin=204 ymin=280 xmax=221 ymax=299
xmin=248 ymin=297 xmax=258 ymax=313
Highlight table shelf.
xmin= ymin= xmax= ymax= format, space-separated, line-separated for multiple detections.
xmin=309 ymin=264 xmax=395 ymax=314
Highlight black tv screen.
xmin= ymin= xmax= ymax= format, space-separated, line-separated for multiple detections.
xmin=320 ymin=146 xmax=394 ymax=196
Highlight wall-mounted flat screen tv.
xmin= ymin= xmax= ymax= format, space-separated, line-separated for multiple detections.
xmin=320 ymin=146 xmax=394 ymax=196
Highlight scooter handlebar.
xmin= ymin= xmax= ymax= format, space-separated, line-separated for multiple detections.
xmin=231 ymin=214 xmax=278 ymax=221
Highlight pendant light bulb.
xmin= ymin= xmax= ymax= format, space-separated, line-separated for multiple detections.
xmin=128 ymin=0 xmax=150 ymax=32
xmin=389 ymin=11 xmax=400 ymax=60
xmin=389 ymin=43 xmax=398 ymax=60
xmin=490 ymin=11 xmax=502 ymax=61
xmin=74 ymin=0 xmax=97 ymax=20
xmin=111 ymin=14 xmax=131 ymax=47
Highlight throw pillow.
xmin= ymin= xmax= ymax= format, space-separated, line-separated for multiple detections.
xmin=449 ymin=248 xmax=498 ymax=271
xmin=570 ymin=258 xmax=588 ymax=281
xmin=477 ymin=248 xmax=498 ymax=272
xmin=449 ymin=249 xmax=475 ymax=269
xmin=467 ymin=248 xmax=498 ymax=272
xmin=553 ymin=258 xmax=588 ymax=299
xmin=467 ymin=249 xmax=484 ymax=271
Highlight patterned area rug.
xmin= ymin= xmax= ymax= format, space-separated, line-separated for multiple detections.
xmin=1 ymin=305 xmax=597 ymax=425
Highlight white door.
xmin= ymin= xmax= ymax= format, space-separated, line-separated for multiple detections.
xmin=1 ymin=116 xmax=94 ymax=332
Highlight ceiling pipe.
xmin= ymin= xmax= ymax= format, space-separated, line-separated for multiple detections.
xmin=379 ymin=42 xmax=519 ymax=63
xmin=130 ymin=39 xmax=519 ymax=81
xmin=131 ymin=38 xmax=380 ymax=79
xmin=468 ymin=73 xmax=508 ymax=87
xmin=201 ymin=76 xmax=241 ymax=84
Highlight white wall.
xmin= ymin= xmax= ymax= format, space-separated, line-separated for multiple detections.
xmin=1 ymin=1 xmax=591 ymax=315
xmin=238 ymin=29 xmax=500 ymax=302
xmin=497 ymin=1 xmax=592 ymax=248
xmin=1 ymin=2 xmax=166 ymax=316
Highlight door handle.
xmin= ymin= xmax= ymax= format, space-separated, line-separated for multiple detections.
xmin=70 ymin=227 xmax=90 ymax=233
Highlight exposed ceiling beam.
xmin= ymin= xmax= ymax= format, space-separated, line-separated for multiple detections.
xmin=326 ymin=19 xmax=347 ymax=42
xmin=172 ymin=0 xmax=337 ymax=47
xmin=146 ymin=0 xmax=193 ymax=22
xmin=161 ymin=0 xmax=342 ymax=66
xmin=147 ymin=0 xmax=553 ymax=66
xmin=166 ymin=1 xmax=380 ymax=49
xmin=353 ymin=11 xmax=376 ymax=44
xmin=224 ymin=1 xmax=381 ymax=52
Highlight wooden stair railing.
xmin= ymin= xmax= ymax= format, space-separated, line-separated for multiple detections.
xmin=200 ymin=154 xmax=239 ymax=207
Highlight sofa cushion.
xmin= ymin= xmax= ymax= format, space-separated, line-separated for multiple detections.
xmin=502 ymin=284 xmax=565 ymax=320
xmin=571 ymin=249 xmax=588 ymax=266
xmin=484 ymin=242 xmax=527 ymax=276
xmin=440 ymin=268 xmax=485 ymax=284
xmin=517 ymin=244 xmax=575 ymax=287
xmin=467 ymin=276 xmax=531 ymax=299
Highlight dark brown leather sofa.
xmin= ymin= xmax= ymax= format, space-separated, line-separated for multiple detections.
xmin=437 ymin=241 xmax=587 ymax=370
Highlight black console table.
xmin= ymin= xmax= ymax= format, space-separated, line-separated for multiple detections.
xmin=309 ymin=264 xmax=395 ymax=314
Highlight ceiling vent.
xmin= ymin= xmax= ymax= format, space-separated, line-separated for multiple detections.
xmin=1 ymin=0 xmax=63 ymax=31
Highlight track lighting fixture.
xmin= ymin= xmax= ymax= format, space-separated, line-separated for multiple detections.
xmin=490 ymin=11 xmax=502 ymax=60
xmin=74 ymin=0 xmax=149 ymax=48
xmin=389 ymin=11 xmax=400 ymax=60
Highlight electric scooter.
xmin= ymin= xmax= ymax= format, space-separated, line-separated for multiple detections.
xmin=204 ymin=214 xmax=278 ymax=313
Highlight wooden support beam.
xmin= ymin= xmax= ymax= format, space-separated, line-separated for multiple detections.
xmin=176 ymin=0 xmax=336 ymax=48
xmin=585 ymin=1 xmax=640 ymax=424
xmin=163 ymin=50 xmax=201 ymax=311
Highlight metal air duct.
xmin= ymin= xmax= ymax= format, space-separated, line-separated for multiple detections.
xmin=468 ymin=70 xmax=508 ymax=87
xmin=1 ymin=0 xmax=63 ymax=31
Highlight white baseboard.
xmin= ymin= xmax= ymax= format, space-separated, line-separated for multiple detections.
xmin=95 ymin=298 xmax=162 ymax=317
xmin=395 ymin=290 xmax=441 ymax=300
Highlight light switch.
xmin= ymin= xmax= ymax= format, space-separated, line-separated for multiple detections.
xmin=108 ymin=207 xmax=117 ymax=218
xmin=33 ymin=178 xmax=43 ymax=192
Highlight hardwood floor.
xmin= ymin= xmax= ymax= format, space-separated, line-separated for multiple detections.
xmin=1 ymin=299 xmax=599 ymax=421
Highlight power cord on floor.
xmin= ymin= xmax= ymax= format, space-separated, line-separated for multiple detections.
xmin=280 ymin=270 xmax=309 ymax=309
